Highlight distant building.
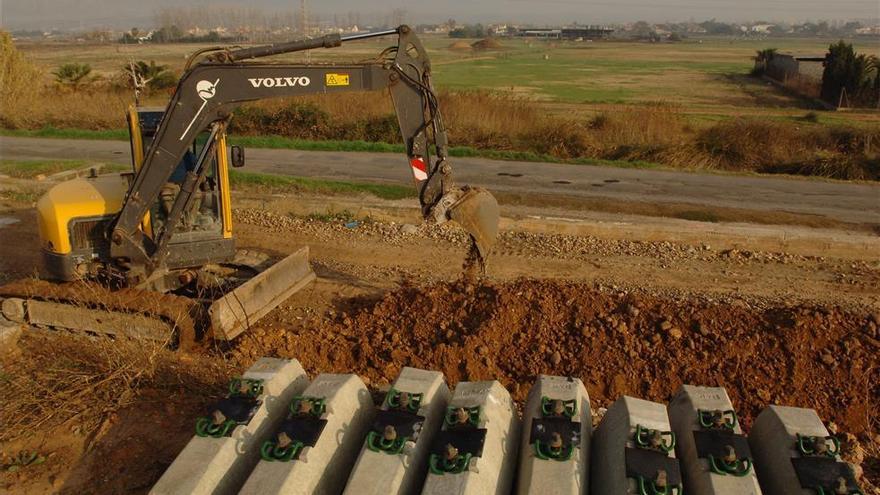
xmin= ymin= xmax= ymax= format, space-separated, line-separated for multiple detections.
xmin=750 ymin=24 xmax=776 ymax=34
xmin=517 ymin=26 xmax=614 ymax=40
xmin=761 ymin=52 xmax=825 ymax=100
xmin=855 ymin=26 xmax=880 ymax=35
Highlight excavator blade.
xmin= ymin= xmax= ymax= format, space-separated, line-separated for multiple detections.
xmin=209 ymin=246 xmax=316 ymax=341
xmin=447 ymin=187 xmax=501 ymax=263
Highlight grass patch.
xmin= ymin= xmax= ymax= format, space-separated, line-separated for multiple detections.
xmin=229 ymin=170 xmax=415 ymax=200
xmin=0 ymin=189 xmax=42 ymax=203
xmin=231 ymin=135 xmax=403 ymax=153
xmin=0 ymin=126 xmax=129 ymax=140
xmin=0 ymin=158 xmax=89 ymax=178
xmin=2 ymin=127 xmax=663 ymax=170
xmin=305 ymin=210 xmax=366 ymax=223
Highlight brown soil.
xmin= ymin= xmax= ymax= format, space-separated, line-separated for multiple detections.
xmin=233 ymin=278 xmax=879 ymax=436
xmin=471 ymin=38 xmax=503 ymax=50
xmin=448 ymin=41 xmax=473 ymax=51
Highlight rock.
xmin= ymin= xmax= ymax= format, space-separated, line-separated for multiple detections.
xmin=477 ymin=345 xmax=489 ymax=356
xmin=820 ymin=352 xmax=835 ymax=366
xmin=616 ymin=322 xmax=628 ymax=333
xmin=400 ymin=224 xmax=418 ymax=235
xmin=669 ymin=327 xmax=683 ymax=340
xmin=551 ymin=351 xmax=562 ymax=365
xmin=757 ymin=388 xmax=771 ymax=402
xmin=849 ymin=462 xmax=863 ymax=481
xmin=696 ymin=322 xmax=710 ymax=337
xmin=659 ymin=320 xmax=673 ymax=331
xmin=0 ymin=324 xmax=22 ymax=360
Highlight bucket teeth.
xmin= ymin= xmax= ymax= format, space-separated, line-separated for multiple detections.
xmin=447 ymin=186 xmax=500 ymax=267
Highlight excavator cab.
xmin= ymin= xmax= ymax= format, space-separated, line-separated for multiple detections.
xmin=128 ymin=106 xmax=232 ymax=242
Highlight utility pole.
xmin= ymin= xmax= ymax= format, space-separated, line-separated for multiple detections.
xmin=300 ymin=0 xmax=310 ymax=62
xmin=300 ymin=0 xmax=309 ymax=35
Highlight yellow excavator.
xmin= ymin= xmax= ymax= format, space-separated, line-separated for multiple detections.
xmin=0 ymin=26 xmax=499 ymax=349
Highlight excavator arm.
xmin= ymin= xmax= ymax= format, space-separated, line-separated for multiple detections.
xmin=110 ymin=26 xmax=499 ymax=279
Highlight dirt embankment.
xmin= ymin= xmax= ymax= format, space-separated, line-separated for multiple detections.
xmin=234 ymin=278 xmax=879 ymax=442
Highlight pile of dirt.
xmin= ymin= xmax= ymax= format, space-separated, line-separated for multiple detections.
xmin=234 ymin=278 xmax=879 ymax=459
xmin=447 ymin=41 xmax=473 ymax=51
xmin=471 ymin=38 xmax=503 ymax=50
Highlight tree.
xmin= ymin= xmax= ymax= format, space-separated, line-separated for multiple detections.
xmin=119 ymin=27 xmax=143 ymax=44
xmin=124 ymin=60 xmax=177 ymax=94
xmin=751 ymin=48 xmax=777 ymax=76
xmin=52 ymin=63 xmax=92 ymax=89
xmin=699 ymin=19 xmax=736 ymax=35
xmin=151 ymin=25 xmax=184 ymax=43
xmin=448 ymin=24 xmax=485 ymax=38
xmin=821 ymin=41 xmax=877 ymax=107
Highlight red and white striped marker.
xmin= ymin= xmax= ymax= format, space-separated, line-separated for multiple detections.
xmin=410 ymin=157 xmax=428 ymax=182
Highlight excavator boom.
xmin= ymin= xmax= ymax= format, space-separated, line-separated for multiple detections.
xmin=111 ymin=26 xmax=500 ymax=280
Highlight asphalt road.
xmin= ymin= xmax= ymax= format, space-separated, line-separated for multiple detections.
xmin=2 ymin=135 xmax=878 ymax=225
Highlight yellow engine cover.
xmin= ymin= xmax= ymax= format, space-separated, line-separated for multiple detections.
xmin=37 ymin=175 xmax=129 ymax=255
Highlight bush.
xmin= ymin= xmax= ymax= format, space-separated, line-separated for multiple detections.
xmin=0 ymin=31 xmax=44 ymax=127
xmin=120 ymin=60 xmax=178 ymax=93
xmin=52 ymin=63 xmax=93 ymax=88
xmin=232 ymin=102 xmax=332 ymax=139
xmin=821 ymin=41 xmax=880 ymax=107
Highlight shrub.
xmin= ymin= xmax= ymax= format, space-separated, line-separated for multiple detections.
xmin=821 ymin=41 xmax=879 ymax=107
xmin=0 ymin=31 xmax=43 ymax=127
xmin=52 ymin=63 xmax=93 ymax=88
xmin=752 ymin=48 xmax=777 ymax=76
xmin=121 ymin=60 xmax=178 ymax=93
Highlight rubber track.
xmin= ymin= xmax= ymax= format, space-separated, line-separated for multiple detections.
xmin=0 ymin=279 xmax=201 ymax=350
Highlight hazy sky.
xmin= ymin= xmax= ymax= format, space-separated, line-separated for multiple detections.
xmin=2 ymin=0 xmax=878 ymax=30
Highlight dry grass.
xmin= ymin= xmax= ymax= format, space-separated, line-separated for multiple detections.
xmin=0 ymin=32 xmax=44 ymax=128
xmin=0 ymin=333 xmax=229 ymax=442
xmin=0 ymin=88 xmax=129 ymax=130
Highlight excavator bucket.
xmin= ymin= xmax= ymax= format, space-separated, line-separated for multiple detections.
xmin=209 ymin=246 xmax=316 ymax=341
xmin=447 ymin=187 xmax=501 ymax=263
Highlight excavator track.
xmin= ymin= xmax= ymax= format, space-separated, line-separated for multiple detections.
xmin=0 ymin=279 xmax=201 ymax=350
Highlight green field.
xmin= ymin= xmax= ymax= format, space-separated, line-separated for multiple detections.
xmin=16 ymin=35 xmax=880 ymax=125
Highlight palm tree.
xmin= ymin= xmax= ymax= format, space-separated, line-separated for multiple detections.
xmin=821 ymin=41 xmax=877 ymax=107
xmin=52 ymin=63 xmax=92 ymax=89
xmin=752 ymin=48 xmax=777 ymax=75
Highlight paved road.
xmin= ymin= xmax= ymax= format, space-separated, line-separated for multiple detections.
xmin=2 ymin=135 xmax=878 ymax=225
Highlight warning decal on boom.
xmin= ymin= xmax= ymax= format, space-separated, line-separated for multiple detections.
xmin=326 ymin=73 xmax=350 ymax=86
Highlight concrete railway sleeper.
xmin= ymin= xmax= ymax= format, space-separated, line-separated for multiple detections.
xmin=150 ymin=364 xmax=865 ymax=495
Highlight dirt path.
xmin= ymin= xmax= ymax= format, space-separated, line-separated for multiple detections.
xmin=3 ymin=135 xmax=879 ymax=227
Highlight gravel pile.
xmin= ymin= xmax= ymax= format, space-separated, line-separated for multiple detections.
xmin=235 ymin=208 xmax=840 ymax=267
